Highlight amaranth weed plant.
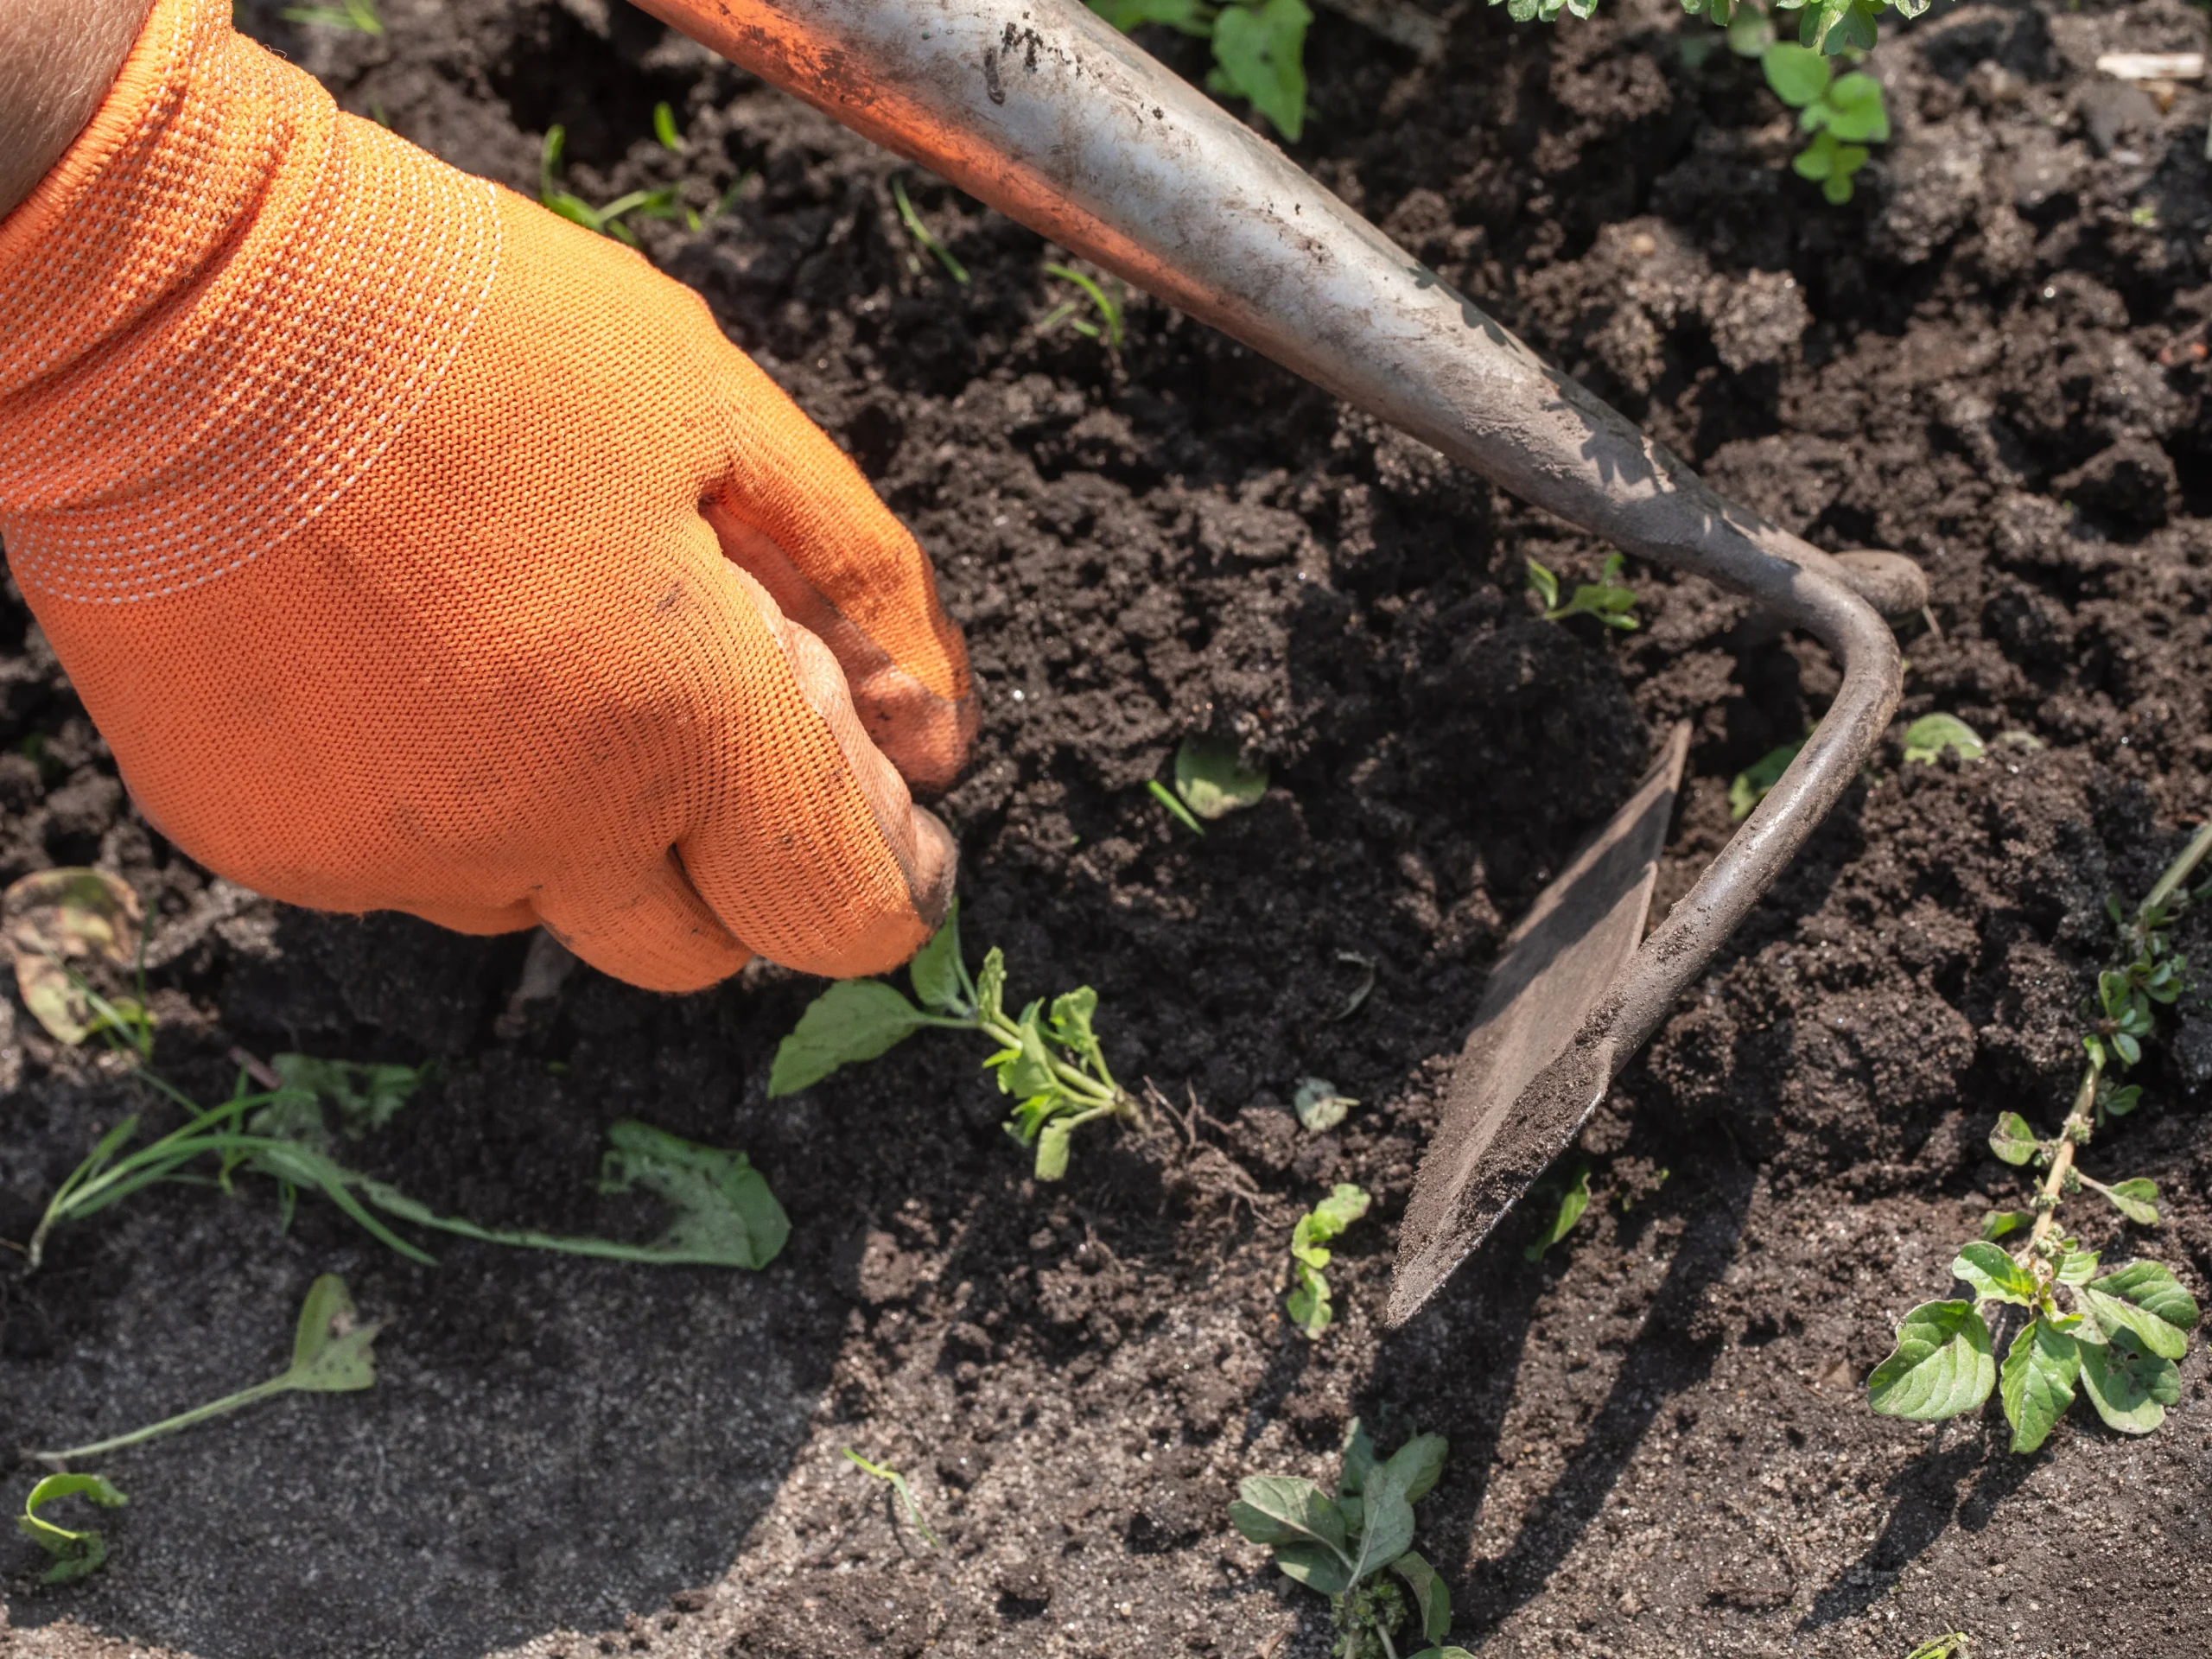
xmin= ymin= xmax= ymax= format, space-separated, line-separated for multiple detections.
xmin=1231 ymin=1419 xmax=1468 ymax=1658
xmin=770 ymin=899 xmax=1143 ymax=1179
xmin=1867 ymin=823 xmax=2212 ymax=1450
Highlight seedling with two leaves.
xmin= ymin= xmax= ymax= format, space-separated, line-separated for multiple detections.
xmin=770 ymin=899 xmax=1142 ymax=1179
xmin=1868 ymin=823 xmax=2212 ymax=1450
xmin=1763 ymin=43 xmax=1891 ymax=203
xmin=1525 ymin=554 xmax=1639 ymax=631
xmin=1230 ymin=1420 xmax=1469 ymax=1659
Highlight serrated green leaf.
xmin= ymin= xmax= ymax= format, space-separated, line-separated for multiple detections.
xmin=1903 ymin=713 xmax=1986 ymax=765
xmin=767 ymin=979 xmax=924 ymax=1095
xmin=1952 ymin=1240 xmax=2038 ymax=1306
xmin=1211 ymin=0 xmax=1310 ymax=141
xmin=2077 ymin=1326 xmax=2182 ymax=1433
xmin=1981 ymin=1210 xmax=2032 ymax=1241
xmin=2080 ymin=1262 xmax=2199 ymax=1358
xmin=1999 ymin=1316 xmax=2078 ymax=1452
xmin=1867 ymin=1300 xmax=1996 ymax=1420
xmin=909 ymin=899 xmax=968 ymax=1014
xmin=1987 ymin=1111 xmax=2039 ymax=1165
xmin=2100 ymin=1177 xmax=2159 ymax=1225
xmin=1309 ymin=1182 xmax=1372 ymax=1239
xmin=269 ymin=1053 xmax=429 ymax=1139
xmin=1174 ymin=735 xmax=1268 ymax=820
xmin=594 ymin=1120 xmax=791 ymax=1268
xmin=1763 ymin=41 xmax=1831 ymax=105
xmin=1392 ymin=1550 xmax=1452 ymax=1642
xmin=1382 ymin=1431 xmax=1449 ymax=1503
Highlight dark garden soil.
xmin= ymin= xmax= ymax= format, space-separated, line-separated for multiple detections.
xmin=8 ymin=0 xmax=2212 ymax=1654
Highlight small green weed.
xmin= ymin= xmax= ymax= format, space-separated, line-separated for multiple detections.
xmin=1902 ymin=713 xmax=1985 ymax=765
xmin=893 ymin=178 xmax=970 ymax=283
xmin=1729 ymin=740 xmax=1804 ymax=820
xmin=539 ymin=125 xmax=686 ymax=245
xmin=1526 ymin=553 xmax=1640 ymax=631
xmin=1230 ymin=1419 xmax=1468 ymax=1658
xmin=1687 ymin=0 xmax=1928 ymax=54
xmin=1176 ymin=734 xmax=1268 ymax=818
xmin=16 ymin=1474 xmax=126 ymax=1585
xmin=769 ymin=899 xmax=1141 ymax=1179
xmin=1903 ymin=1636 xmax=1972 ymax=1659
xmin=1294 ymin=1075 xmax=1357 ymax=1134
xmin=1867 ymin=823 xmax=2212 ymax=1450
xmin=281 ymin=0 xmax=383 ymax=34
xmin=653 ymin=101 xmax=685 ymax=151
xmin=35 ymin=1275 xmax=378 ymax=1465
xmin=841 ymin=1447 xmax=941 ymax=1547
xmin=1041 ymin=262 xmax=1127 ymax=346
xmin=1523 ymin=1166 xmax=1591 ymax=1262
xmin=1287 ymin=1183 xmax=1370 ymax=1338
xmin=1090 ymin=0 xmax=1312 ymax=141
xmin=1764 ymin=43 xmax=1890 ymax=203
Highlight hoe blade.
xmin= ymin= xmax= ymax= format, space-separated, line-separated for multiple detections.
xmin=1388 ymin=722 xmax=1690 ymax=1325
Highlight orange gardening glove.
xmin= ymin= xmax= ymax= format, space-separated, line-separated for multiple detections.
xmin=0 ymin=0 xmax=975 ymax=992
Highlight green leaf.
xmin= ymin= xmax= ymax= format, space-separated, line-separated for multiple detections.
xmin=1300 ymin=1185 xmax=1371 ymax=1238
xmin=2080 ymin=1262 xmax=2199 ymax=1359
xmin=976 ymin=947 xmax=1007 ymax=1024
xmin=2077 ymin=1326 xmax=2182 ymax=1434
xmin=1048 ymin=986 xmax=1103 ymax=1067
xmin=1034 ymin=1118 xmax=1073 ymax=1181
xmin=1999 ymin=1316 xmax=2079 ymax=1452
xmin=17 ymin=1473 xmax=128 ymax=1585
xmin=1392 ymin=1551 xmax=1452 ymax=1642
xmin=1823 ymin=72 xmax=1890 ymax=141
xmin=270 ymin=1053 xmax=428 ymax=1139
xmin=1763 ymin=41 xmax=1831 ymax=105
xmin=1287 ymin=1260 xmax=1333 ymax=1338
xmin=1986 ymin=1111 xmax=2038 ymax=1165
xmin=909 ymin=899 xmax=969 ymax=1014
xmin=1090 ymin=0 xmax=1218 ymax=33
xmin=2056 ymin=1248 xmax=2101 ymax=1285
xmin=1229 ymin=1476 xmax=1353 ymax=1593
xmin=1175 ymin=734 xmax=1268 ymax=819
xmin=1382 ymin=1430 xmax=1449 ymax=1503
xmin=1952 ymin=1240 xmax=2037 ymax=1306
xmin=1980 ymin=1210 xmax=2032 ymax=1241
xmin=595 ymin=1120 xmax=791 ymax=1268
xmin=1523 ymin=1166 xmax=1591 ymax=1261
xmin=1524 ymin=558 xmax=1560 ymax=610
xmin=1793 ymin=130 xmax=1836 ymax=181
xmin=652 ymin=100 xmax=683 ymax=149
xmin=1902 ymin=713 xmax=1986 ymax=766
xmin=1294 ymin=1075 xmax=1357 ymax=1133
xmin=1338 ymin=1418 xmax=1379 ymax=1499
xmin=1210 ymin=0 xmax=1311 ymax=142
xmin=996 ymin=1003 xmax=1059 ymax=1098
xmin=1728 ymin=741 xmax=1802 ymax=821
xmin=1867 ymin=1300 xmax=1997 ymax=1420
xmin=2093 ymin=1178 xmax=2156 ymax=1227
xmin=767 ymin=979 xmax=924 ymax=1095
xmin=1349 ymin=1460 xmax=1417 ymax=1584
xmin=285 ymin=1273 xmax=381 ymax=1391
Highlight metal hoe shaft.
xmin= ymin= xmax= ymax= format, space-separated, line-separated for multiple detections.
xmin=641 ymin=0 xmax=1912 ymax=1319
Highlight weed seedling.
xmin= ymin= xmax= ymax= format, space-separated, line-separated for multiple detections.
xmin=1230 ymin=1419 xmax=1469 ymax=1658
xmin=1868 ymin=823 xmax=2212 ymax=1450
xmin=1523 ymin=1165 xmax=1591 ymax=1262
xmin=1902 ymin=713 xmax=1984 ymax=765
xmin=841 ymin=1447 xmax=941 ymax=1547
xmin=1149 ymin=778 xmax=1207 ymax=836
xmin=892 ymin=178 xmax=970 ymax=283
xmin=1090 ymin=0 xmax=1312 ymax=141
xmin=34 ymin=1275 xmax=378 ymax=1465
xmin=281 ymin=0 xmax=384 ymax=33
xmin=770 ymin=899 xmax=1141 ymax=1179
xmin=539 ymin=125 xmax=685 ymax=246
xmin=1729 ymin=741 xmax=1805 ymax=820
xmin=1040 ymin=262 xmax=1128 ymax=346
xmin=1294 ymin=1076 xmax=1357 ymax=1134
xmin=1287 ymin=1183 xmax=1370 ymax=1338
xmin=16 ymin=1475 xmax=126 ymax=1584
xmin=1904 ymin=1637 xmax=1972 ymax=1659
xmin=1764 ymin=43 xmax=1890 ymax=204
xmin=652 ymin=101 xmax=685 ymax=151
xmin=1175 ymin=734 xmax=1268 ymax=819
xmin=1526 ymin=554 xmax=1639 ymax=631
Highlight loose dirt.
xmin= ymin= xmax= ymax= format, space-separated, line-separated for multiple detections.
xmin=6 ymin=0 xmax=2212 ymax=1655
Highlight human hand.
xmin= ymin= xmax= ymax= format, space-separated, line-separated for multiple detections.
xmin=0 ymin=0 xmax=974 ymax=991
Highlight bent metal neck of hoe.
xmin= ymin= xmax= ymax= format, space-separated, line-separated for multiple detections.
xmin=639 ymin=0 xmax=1913 ymax=1319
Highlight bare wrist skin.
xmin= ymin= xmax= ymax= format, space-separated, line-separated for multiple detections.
xmin=0 ymin=0 xmax=153 ymax=219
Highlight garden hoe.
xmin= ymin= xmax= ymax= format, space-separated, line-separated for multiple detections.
xmin=639 ymin=0 xmax=1928 ymax=1323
